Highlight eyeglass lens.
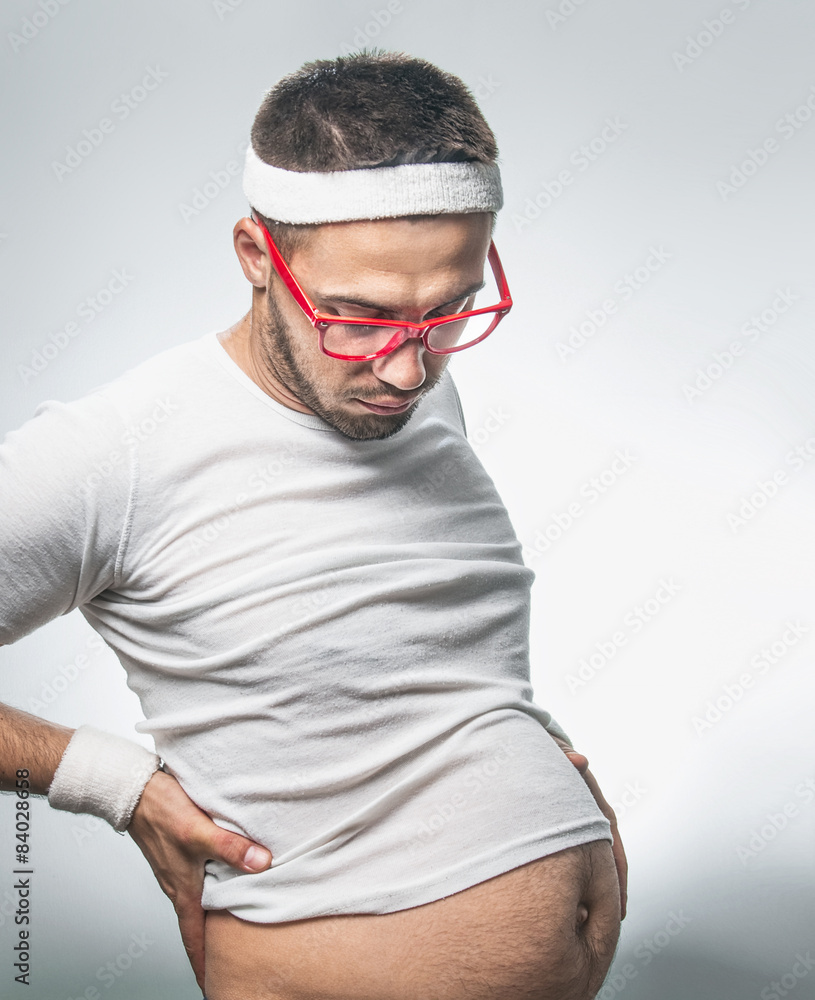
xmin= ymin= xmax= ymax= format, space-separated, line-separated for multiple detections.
xmin=320 ymin=266 xmax=502 ymax=357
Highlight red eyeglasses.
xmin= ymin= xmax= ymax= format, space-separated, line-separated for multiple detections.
xmin=251 ymin=213 xmax=513 ymax=362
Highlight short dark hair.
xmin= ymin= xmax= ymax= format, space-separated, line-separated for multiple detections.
xmin=249 ymin=51 xmax=499 ymax=258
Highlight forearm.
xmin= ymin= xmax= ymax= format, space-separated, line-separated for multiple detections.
xmin=0 ymin=701 xmax=75 ymax=795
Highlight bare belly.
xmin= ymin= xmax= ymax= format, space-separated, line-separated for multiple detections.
xmin=204 ymin=840 xmax=620 ymax=1000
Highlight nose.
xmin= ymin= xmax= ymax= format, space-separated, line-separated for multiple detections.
xmin=370 ymin=335 xmax=427 ymax=391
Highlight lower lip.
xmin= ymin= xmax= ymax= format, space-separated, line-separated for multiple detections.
xmin=356 ymin=398 xmax=417 ymax=415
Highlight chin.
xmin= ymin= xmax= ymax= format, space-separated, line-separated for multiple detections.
xmin=323 ymin=405 xmax=417 ymax=441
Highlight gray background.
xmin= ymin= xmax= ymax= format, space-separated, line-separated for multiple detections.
xmin=1 ymin=1 xmax=814 ymax=997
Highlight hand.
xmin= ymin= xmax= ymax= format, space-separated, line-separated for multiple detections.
xmin=125 ymin=769 xmax=272 ymax=991
xmin=551 ymin=736 xmax=628 ymax=920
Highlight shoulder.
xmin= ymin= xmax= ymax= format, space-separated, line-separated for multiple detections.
xmin=419 ymin=369 xmax=467 ymax=436
xmin=91 ymin=334 xmax=215 ymax=422
xmin=1 ymin=334 xmax=220 ymax=506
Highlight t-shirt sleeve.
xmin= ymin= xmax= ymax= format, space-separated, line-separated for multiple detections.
xmin=0 ymin=392 xmax=133 ymax=645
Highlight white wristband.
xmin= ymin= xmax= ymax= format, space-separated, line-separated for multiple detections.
xmin=47 ymin=725 xmax=161 ymax=833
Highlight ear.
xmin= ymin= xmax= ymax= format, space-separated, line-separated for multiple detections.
xmin=233 ymin=216 xmax=270 ymax=289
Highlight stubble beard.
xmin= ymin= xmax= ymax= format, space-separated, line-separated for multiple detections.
xmin=258 ymin=291 xmax=442 ymax=441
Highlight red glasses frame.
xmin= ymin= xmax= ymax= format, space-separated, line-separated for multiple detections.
xmin=251 ymin=213 xmax=513 ymax=361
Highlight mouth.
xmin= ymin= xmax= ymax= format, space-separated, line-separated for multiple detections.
xmin=354 ymin=395 xmax=420 ymax=415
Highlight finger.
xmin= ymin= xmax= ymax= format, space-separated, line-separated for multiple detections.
xmin=176 ymin=899 xmax=207 ymax=991
xmin=612 ymin=836 xmax=628 ymax=920
xmin=563 ymin=750 xmax=590 ymax=775
xmin=549 ymin=734 xmax=591 ymax=775
xmin=200 ymin=824 xmax=273 ymax=873
xmin=615 ymin=854 xmax=627 ymax=919
xmin=577 ymin=767 xmax=628 ymax=918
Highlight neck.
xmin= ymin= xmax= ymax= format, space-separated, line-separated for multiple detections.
xmin=217 ymin=306 xmax=313 ymax=415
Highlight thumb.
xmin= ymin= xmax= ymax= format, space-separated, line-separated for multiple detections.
xmin=204 ymin=825 xmax=273 ymax=873
xmin=240 ymin=843 xmax=273 ymax=872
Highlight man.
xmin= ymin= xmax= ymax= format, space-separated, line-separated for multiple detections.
xmin=0 ymin=52 xmax=626 ymax=999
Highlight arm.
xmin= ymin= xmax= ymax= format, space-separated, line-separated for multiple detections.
xmin=0 ymin=697 xmax=271 ymax=991
xmin=0 ymin=399 xmax=272 ymax=989
xmin=0 ymin=701 xmax=74 ymax=793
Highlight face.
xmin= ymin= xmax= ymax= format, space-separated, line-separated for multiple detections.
xmin=242 ymin=213 xmax=492 ymax=441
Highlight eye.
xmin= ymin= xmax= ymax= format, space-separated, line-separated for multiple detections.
xmin=324 ymin=304 xmax=384 ymax=321
xmin=428 ymin=295 xmax=474 ymax=320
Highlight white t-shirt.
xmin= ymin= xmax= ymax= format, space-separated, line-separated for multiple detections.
xmin=0 ymin=331 xmax=611 ymax=922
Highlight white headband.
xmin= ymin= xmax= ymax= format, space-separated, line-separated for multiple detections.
xmin=242 ymin=144 xmax=503 ymax=224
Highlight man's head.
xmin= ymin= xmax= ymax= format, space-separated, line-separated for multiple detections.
xmin=232 ymin=51 xmax=502 ymax=440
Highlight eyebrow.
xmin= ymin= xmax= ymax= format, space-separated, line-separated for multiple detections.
xmin=315 ymin=279 xmax=486 ymax=317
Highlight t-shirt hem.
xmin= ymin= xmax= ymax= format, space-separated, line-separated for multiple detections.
xmin=208 ymin=820 xmax=613 ymax=924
